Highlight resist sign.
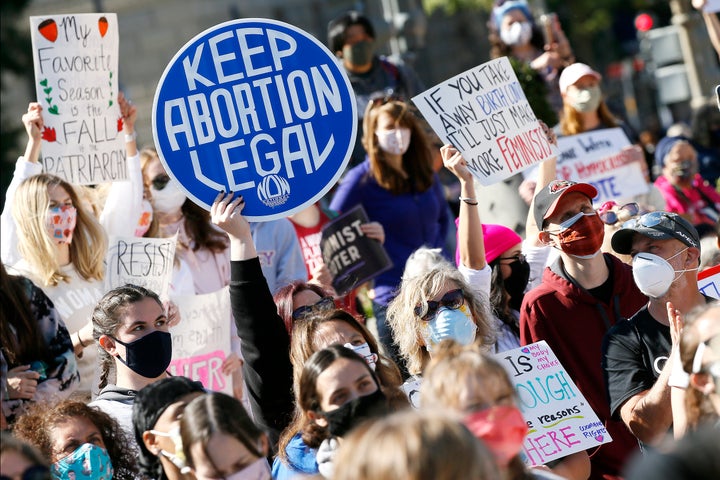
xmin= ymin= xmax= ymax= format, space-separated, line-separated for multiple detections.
xmin=495 ymin=342 xmax=612 ymax=466
xmin=412 ymin=56 xmax=557 ymax=186
xmin=153 ymin=19 xmax=357 ymax=220
xmin=30 ymin=14 xmax=126 ymax=184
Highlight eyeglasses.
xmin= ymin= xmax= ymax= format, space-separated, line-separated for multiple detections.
xmin=291 ymin=296 xmax=336 ymax=321
xmin=599 ymin=202 xmax=640 ymax=225
xmin=151 ymin=175 xmax=171 ymax=191
xmin=414 ymin=289 xmax=465 ymax=321
xmin=498 ymin=253 xmax=526 ymax=264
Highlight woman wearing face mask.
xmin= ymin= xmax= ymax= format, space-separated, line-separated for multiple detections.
xmin=133 ymin=376 xmax=206 ymax=480
xmin=490 ymin=0 xmax=574 ymax=116
xmin=13 ymin=400 xmax=140 ymax=480
xmin=330 ymin=98 xmax=449 ymax=376
xmin=5 ymin=171 xmax=106 ymax=399
xmin=653 ymin=136 xmax=720 ymax=233
xmin=88 ymin=285 xmax=173 ymax=448
xmin=387 ymin=260 xmax=495 ymax=378
xmin=559 ymin=63 xmax=636 ymax=142
xmin=209 ymin=193 xmax=404 ymax=478
xmin=277 ymin=345 xmax=398 ymax=478
xmin=180 ymin=392 xmax=271 ymax=480
xmin=422 ymin=341 xmax=591 ymax=480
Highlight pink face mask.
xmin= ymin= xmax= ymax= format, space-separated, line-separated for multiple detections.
xmin=463 ymin=405 xmax=528 ymax=467
xmin=46 ymin=205 xmax=77 ymax=244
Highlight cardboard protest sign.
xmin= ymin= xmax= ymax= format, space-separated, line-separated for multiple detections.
xmin=320 ymin=205 xmax=392 ymax=295
xmin=104 ymin=235 xmax=177 ymax=300
xmin=152 ymin=19 xmax=357 ymax=220
xmin=522 ymin=128 xmax=648 ymax=205
xmin=412 ymin=56 xmax=558 ymax=186
xmin=699 ymin=264 xmax=720 ymax=300
xmin=168 ymin=287 xmax=232 ymax=394
xmin=495 ymin=342 xmax=612 ymax=466
xmin=30 ymin=14 xmax=126 ymax=184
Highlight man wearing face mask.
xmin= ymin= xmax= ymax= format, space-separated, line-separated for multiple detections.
xmin=520 ymin=179 xmax=647 ymax=480
xmin=603 ymin=212 xmax=711 ymax=445
xmin=653 ymin=136 xmax=720 ymax=234
xmin=327 ymin=10 xmax=425 ymax=168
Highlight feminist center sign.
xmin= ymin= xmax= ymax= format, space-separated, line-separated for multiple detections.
xmin=153 ymin=19 xmax=357 ymax=220
xmin=30 ymin=14 xmax=126 ymax=184
xmin=413 ymin=57 xmax=558 ymax=186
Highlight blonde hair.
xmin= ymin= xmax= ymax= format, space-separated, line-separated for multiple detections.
xmin=560 ymin=101 xmax=618 ymax=136
xmin=333 ymin=409 xmax=500 ymax=480
xmin=138 ymin=147 xmax=161 ymax=238
xmin=421 ymin=341 xmax=514 ymax=411
xmin=387 ymin=263 xmax=495 ymax=375
xmin=12 ymin=174 xmax=106 ymax=286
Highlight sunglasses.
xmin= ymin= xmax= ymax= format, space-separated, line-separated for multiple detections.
xmin=151 ymin=175 xmax=171 ymax=190
xmin=599 ymin=202 xmax=640 ymax=225
xmin=498 ymin=253 xmax=526 ymax=264
xmin=414 ymin=288 xmax=465 ymax=321
xmin=291 ymin=296 xmax=336 ymax=321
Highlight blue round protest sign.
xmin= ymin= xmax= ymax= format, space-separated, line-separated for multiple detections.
xmin=152 ymin=18 xmax=357 ymax=221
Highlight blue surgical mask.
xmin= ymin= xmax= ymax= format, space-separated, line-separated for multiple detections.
xmin=51 ymin=443 xmax=114 ymax=480
xmin=423 ymin=305 xmax=476 ymax=351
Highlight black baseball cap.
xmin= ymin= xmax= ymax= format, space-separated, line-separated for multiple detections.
xmin=533 ymin=180 xmax=598 ymax=230
xmin=611 ymin=211 xmax=700 ymax=254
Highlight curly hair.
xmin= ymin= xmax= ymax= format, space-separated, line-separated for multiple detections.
xmin=362 ymin=100 xmax=434 ymax=195
xmin=12 ymin=400 xmax=140 ymax=479
xmin=387 ymin=263 xmax=495 ymax=375
xmin=92 ymin=284 xmax=163 ymax=392
xmin=12 ymin=174 xmax=107 ymax=287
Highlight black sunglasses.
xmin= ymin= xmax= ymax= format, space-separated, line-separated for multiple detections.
xmin=291 ymin=296 xmax=336 ymax=321
xmin=414 ymin=289 xmax=465 ymax=321
xmin=498 ymin=253 xmax=526 ymax=264
xmin=151 ymin=175 xmax=171 ymax=191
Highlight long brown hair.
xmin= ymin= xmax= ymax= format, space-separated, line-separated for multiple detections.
xmin=362 ymin=100 xmax=434 ymax=194
xmin=560 ymin=100 xmax=618 ymax=136
xmin=0 ymin=263 xmax=47 ymax=365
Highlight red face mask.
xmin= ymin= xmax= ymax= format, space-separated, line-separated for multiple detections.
xmin=551 ymin=211 xmax=605 ymax=259
xmin=463 ymin=405 xmax=528 ymax=467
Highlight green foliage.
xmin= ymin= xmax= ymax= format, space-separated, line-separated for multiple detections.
xmin=422 ymin=0 xmax=493 ymax=15
xmin=508 ymin=57 xmax=558 ymax=127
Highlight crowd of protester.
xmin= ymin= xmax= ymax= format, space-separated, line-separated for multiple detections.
xmin=2 ymin=2 xmax=720 ymax=479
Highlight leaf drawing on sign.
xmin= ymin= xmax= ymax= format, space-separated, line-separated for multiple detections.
xmin=38 ymin=19 xmax=58 ymax=42
xmin=117 ymin=117 xmax=124 ymax=132
xmin=41 ymin=126 xmax=57 ymax=142
xmin=48 ymin=105 xmax=59 ymax=115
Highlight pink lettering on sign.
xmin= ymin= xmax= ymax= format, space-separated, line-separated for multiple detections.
xmin=168 ymin=350 xmax=226 ymax=391
xmin=522 ymin=426 xmax=582 ymax=466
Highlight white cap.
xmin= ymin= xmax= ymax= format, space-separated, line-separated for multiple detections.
xmin=559 ymin=63 xmax=601 ymax=94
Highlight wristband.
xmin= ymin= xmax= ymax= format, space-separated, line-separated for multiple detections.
xmin=459 ymin=197 xmax=479 ymax=205
xmin=124 ymin=131 xmax=137 ymax=143
xmin=76 ymin=332 xmax=87 ymax=348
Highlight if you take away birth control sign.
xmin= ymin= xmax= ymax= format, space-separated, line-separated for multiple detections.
xmin=413 ymin=56 xmax=558 ymax=186
xmin=153 ymin=19 xmax=357 ymax=220
xmin=30 ymin=14 xmax=126 ymax=184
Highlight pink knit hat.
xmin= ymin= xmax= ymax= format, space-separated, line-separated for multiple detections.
xmin=454 ymin=220 xmax=522 ymax=266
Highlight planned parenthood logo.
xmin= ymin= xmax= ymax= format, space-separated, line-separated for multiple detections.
xmin=152 ymin=18 xmax=356 ymax=220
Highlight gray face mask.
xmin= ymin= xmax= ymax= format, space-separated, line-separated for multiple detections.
xmin=342 ymin=40 xmax=375 ymax=67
